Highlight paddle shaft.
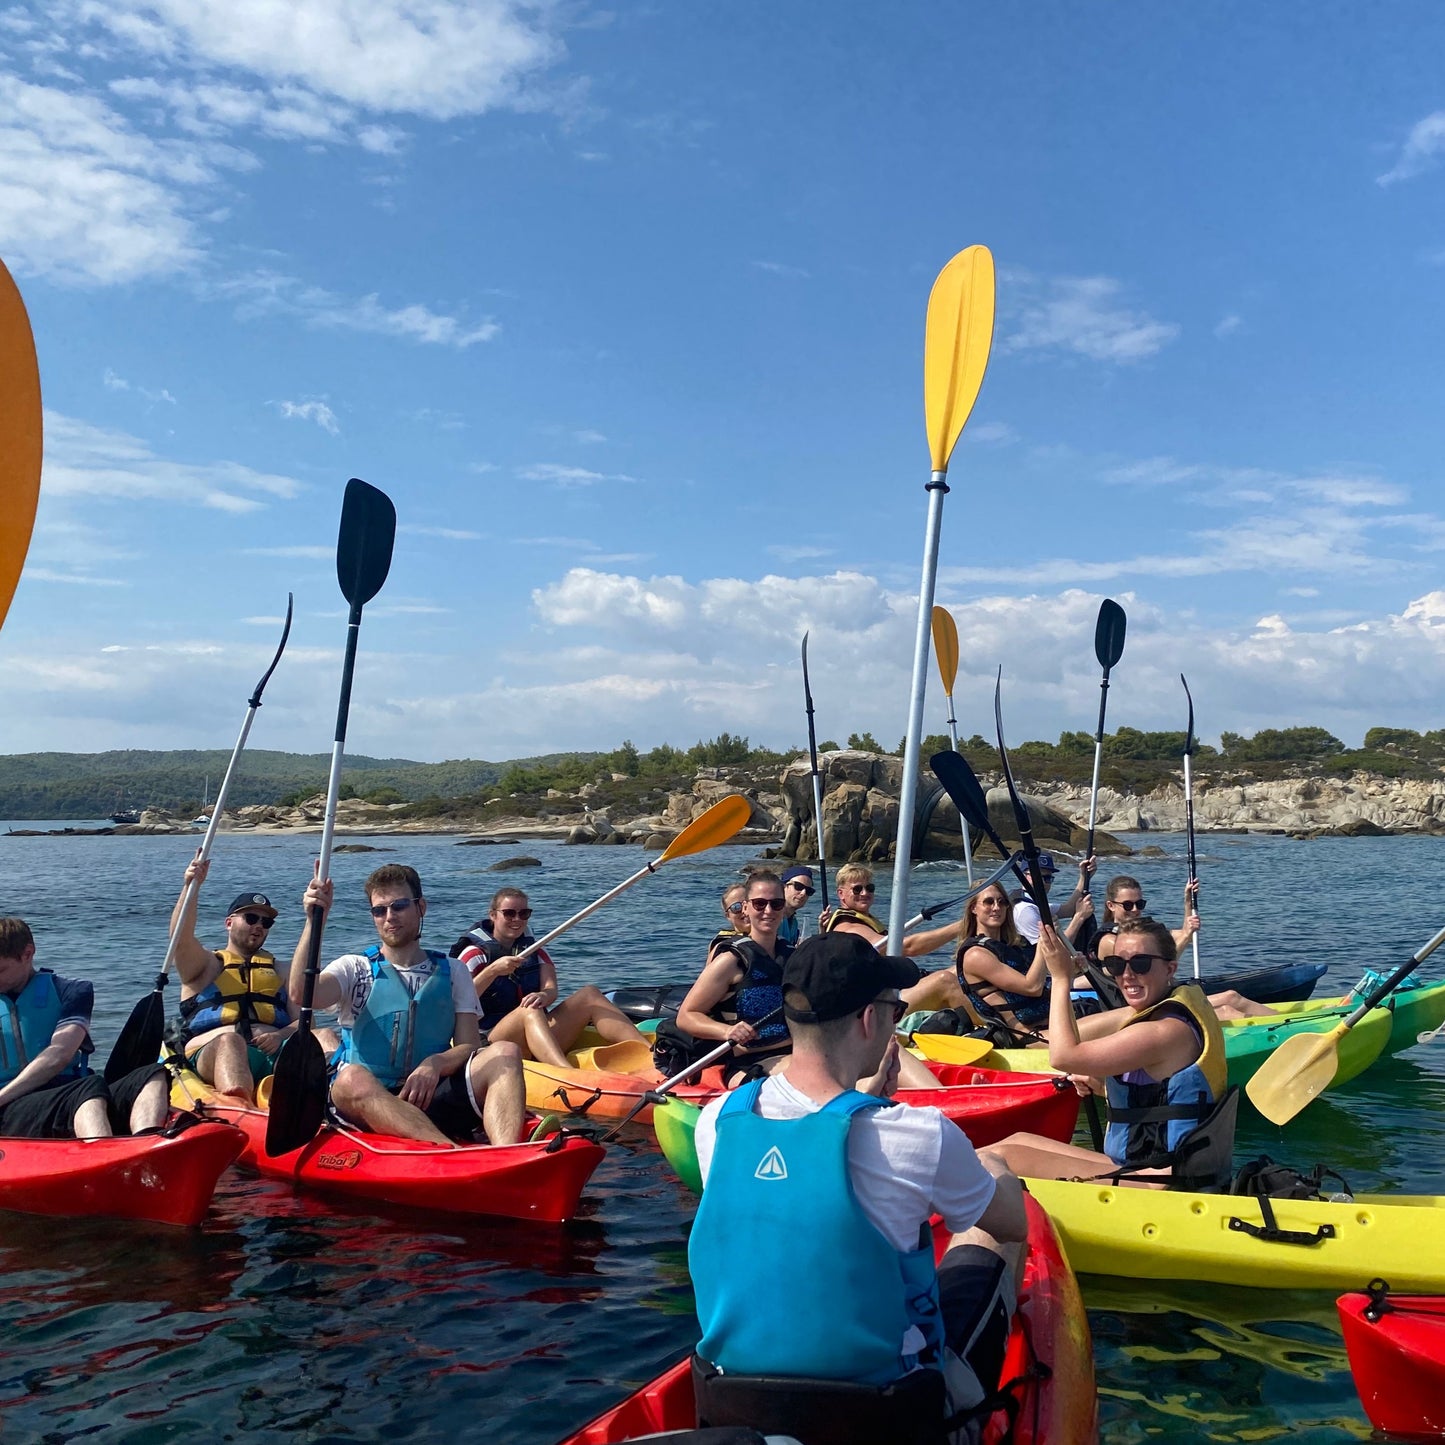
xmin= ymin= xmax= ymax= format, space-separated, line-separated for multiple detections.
xmin=1342 ymin=922 xmax=1445 ymax=1030
xmin=904 ymin=851 xmax=1021 ymax=929
xmin=801 ymin=634 xmax=830 ymax=905
xmin=1084 ymin=668 xmax=1111 ymax=882
xmin=888 ymin=473 xmax=949 ymax=953
xmin=511 ymin=863 xmax=657 ymax=963
xmin=1183 ymin=746 xmax=1200 ymax=979
xmin=994 ymin=676 xmax=1054 ymax=929
xmin=943 ymin=712 xmax=975 ymax=885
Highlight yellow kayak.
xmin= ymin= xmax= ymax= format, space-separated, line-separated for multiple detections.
xmin=1026 ymin=1177 xmax=1445 ymax=1291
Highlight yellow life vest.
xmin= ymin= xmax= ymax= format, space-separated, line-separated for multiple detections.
xmin=1118 ymin=982 xmax=1228 ymax=1098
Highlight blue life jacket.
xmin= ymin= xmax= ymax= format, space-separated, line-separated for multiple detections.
xmin=455 ymin=925 xmax=545 ymax=1031
xmin=1104 ymin=985 xmax=1227 ymax=1170
xmin=0 ymin=970 xmax=87 ymax=1087
xmin=723 ymin=938 xmax=791 ymax=1045
xmin=335 ymin=948 xmax=456 ymax=1088
xmin=691 ymin=1081 xmax=944 ymax=1385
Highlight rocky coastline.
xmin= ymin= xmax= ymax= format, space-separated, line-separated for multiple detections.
xmin=10 ymin=749 xmax=1441 ymax=855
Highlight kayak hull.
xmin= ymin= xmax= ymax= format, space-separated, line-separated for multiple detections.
xmin=554 ymin=1194 xmax=1096 ymax=1445
xmin=1338 ymin=1289 xmax=1445 ymax=1437
xmin=1244 ymin=980 xmax=1445 ymax=1056
xmin=1026 ymin=1177 xmax=1445 ymax=1291
xmin=0 ymin=1121 xmax=244 ymax=1226
xmin=1196 ymin=961 xmax=1327 ymax=1004
xmin=174 ymin=1076 xmax=603 ymax=1223
xmin=655 ymin=1067 xmax=1080 ymax=1197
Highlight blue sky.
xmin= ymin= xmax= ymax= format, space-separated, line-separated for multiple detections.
xmin=3 ymin=1 xmax=1445 ymax=764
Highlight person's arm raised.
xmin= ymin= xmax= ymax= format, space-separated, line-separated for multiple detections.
xmin=170 ymin=853 xmax=221 ymax=986
xmin=288 ymin=870 xmax=342 ymax=1012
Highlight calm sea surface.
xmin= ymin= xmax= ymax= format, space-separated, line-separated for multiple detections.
xmin=2 ymin=824 xmax=1444 ymax=1443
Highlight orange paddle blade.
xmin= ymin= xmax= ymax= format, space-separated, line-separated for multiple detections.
xmin=923 ymin=245 xmax=995 ymax=474
xmin=0 ymin=257 xmax=42 ymax=632
xmin=660 ymin=794 xmax=753 ymax=861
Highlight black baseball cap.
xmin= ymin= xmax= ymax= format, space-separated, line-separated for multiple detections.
xmin=780 ymin=866 xmax=815 ymax=886
xmin=226 ymin=891 xmax=277 ymax=918
xmin=783 ymin=933 xmax=920 ymax=1024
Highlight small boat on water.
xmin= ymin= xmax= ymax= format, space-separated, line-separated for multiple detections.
xmin=1338 ymin=1281 xmax=1445 ymax=1438
xmin=553 ymin=1194 xmax=1097 ymax=1445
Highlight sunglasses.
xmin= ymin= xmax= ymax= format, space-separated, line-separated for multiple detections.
xmin=1114 ymin=899 xmax=1146 ymax=912
xmin=861 ymin=996 xmax=907 ymax=1023
xmin=370 ymin=897 xmax=419 ymax=918
xmin=976 ymin=897 xmax=1008 ymax=909
xmin=786 ymin=883 xmax=815 ymax=897
xmin=726 ymin=902 xmax=745 ymax=915
xmin=1100 ymin=953 xmax=1168 ymax=977
xmin=844 ymin=883 xmax=876 ymax=895
xmin=240 ymin=912 xmax=275 ymax=928
xmin=498 ymin=908 xmax=533 ymax=921
xmin=748 ymin=897 xmax=787 ymax=912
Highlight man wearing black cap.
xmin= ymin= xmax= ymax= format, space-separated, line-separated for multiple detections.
xmin=777 ymin=865 xmax=815 ymax=947
xmin=689 ymin=932 xmax=1028 ymax=1431
xmin=168 ymin=853 xmax=303 ymax=1105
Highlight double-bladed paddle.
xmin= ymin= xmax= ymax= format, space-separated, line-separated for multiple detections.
xmin=1181 ymin=673 xmax=1201 ymax=981
xmin=993 ymin=672 xmax=1053 ymax=927
xmin=888 ymin=245 xmax=995 ymax=954
xmin=266 ymin=479 xmax=396 ymax=1157
xmin=929 ymin=749 xmax=1030 ymax=892
xmin=0 ymin=257 xmax=42 ymax=634
xmin=1248 ymin=922 xmax=1445 ymax=1124
xmin=105 ymin=597 xmax=294 ymax=1081
xmin=800 ymin=632 xmax=829 ymax=906
xmin=904 ymin=851 xmax=1028 ymax=930
xmin=931 ymin=605 xmax=974 ymax=884
xmin=1083 ymin=599 xmax=1127 ymax=894
xmin=494 ymin=795 xmax=753 ymax=970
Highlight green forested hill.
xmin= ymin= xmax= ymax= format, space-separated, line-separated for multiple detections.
xmin=0 ymin=749 xmax=602 ymax=818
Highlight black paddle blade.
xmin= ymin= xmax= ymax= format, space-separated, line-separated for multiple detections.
xmin=930 ymin=750 xmax=990 ymax=835
xmin=104 ymin=988 xmax=164 ymax=1083
xmin=247 ymin=593 xmax=294 ymax=708
xmin=1182 ymin=673 xmax=1196 ymax=755
xmin=337 ymin=478 xmax=397 ymax=609
xmin=1094 ymin=598 xmax=1127 ymax=672
xmin=264 ymin=1032 xmax=329 ymax=1156
xmin=993 ymin=671 xmax=1054 ymax=927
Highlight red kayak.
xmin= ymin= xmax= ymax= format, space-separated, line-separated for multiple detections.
xmin=556 ymin=1194 xmax=1097 ymax=1445
xmin=1338 ymin=1281 xmax=1445 ymax=1438
xmin=908 ymin=1063 xmax=1081 ymax=1148
xmin=0 ymin=1120 xmax=244 ymax=1226
xmin=192 ymin=1098 xmax=604 ymax=1224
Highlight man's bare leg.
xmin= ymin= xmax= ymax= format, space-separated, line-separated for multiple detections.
xmin=128 ymin=1074 xmax=169 ymax=1132
xmin=74 ymin=1097 xmax=113 ymax=1140
xmin=330 ymin=1063 xmax=454 ymax=1145
xmin=196 ymin=1033 xmax=256 ymax=1103
xmin=469 ymin=1043 xmax=525 ymax=1145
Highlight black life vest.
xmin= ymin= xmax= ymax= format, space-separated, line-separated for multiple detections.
xmin=713 ymin=937 xmax=792 ymax=1045
xmin=451 ymin=921 xmax=550 ymax=1030
xmin=954 ymin=935 xmax=1049 ymax=1029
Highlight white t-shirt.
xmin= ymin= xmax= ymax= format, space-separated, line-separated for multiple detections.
xmin=323 ymin=951 xmax=479 ymax=1028
xmin=1012 ymin=896 xmax=1042 ymax=945
xmin=695 ymin=1073 xmax=998 ymax=1252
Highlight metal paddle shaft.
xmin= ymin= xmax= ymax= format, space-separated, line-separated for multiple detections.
xmin=105 ymin=598 xmax=294 ymax=1081
xmin=904 ymin=851 xmax=1023 ymax=929
xmin=1181 ymin=673 xmax=1201 ymax=980
xmin=506 ymin=795 xmax=752 ymax=965
xmin=994 ymin=671 xmax=1054 ymax=929
xmin=801 ymin=632 xmax=829 ymax=905
xmin=889 ymin=245 xmax=995 ymax=955
xmin=1084 ymin=599 xmax=1127 ymax=889
xmin=931 ymin=606 xmax=973 ymax=884
xmin=267 ymin=480 xmax=396 ymax=1157
xmin=1247 ymin=920 xmax=1445 ymax=1125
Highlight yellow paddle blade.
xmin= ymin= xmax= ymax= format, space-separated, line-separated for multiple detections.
xmin=924 ymin=245 xmax=996 ymax=474
xmin=0 ymin=257 xmax=42 ymax=633
xmin=660 ymin=794 xmax=752 ymax=861
xmin=931 ymin=605 xmax=960 ymax=695
xmin=907 ymin=1032 xmax=995 ymax=1066
xmin=573 ymin=1040 xmax=657 ymax=1076
xmin=1245 ymin=1022 xmax=1346 ymax=1125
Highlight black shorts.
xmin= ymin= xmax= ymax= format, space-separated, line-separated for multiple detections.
xmin=937 ymin=1243 xmax=1012 ymax=1393
xmin=418 ymin=1070 xmax=484 ymax=1139
xmin=0 ymin=1064 xmax=169 ymax=1139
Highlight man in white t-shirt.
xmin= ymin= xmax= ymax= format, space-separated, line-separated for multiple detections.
xmin=289 ymin=863 xmax=526 ymax=1146
xmin=690 ymin=932 xmax=1028 ymax=1432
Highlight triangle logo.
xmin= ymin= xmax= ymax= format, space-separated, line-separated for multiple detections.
xmin=754 ymin=1146 xmax=788 ymax=1181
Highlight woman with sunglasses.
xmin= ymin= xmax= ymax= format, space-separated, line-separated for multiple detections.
xmin=993 ymin=916 xmax=1232 ymax=1187
xmin=1094 ymin=877 xmax=1270 ymax=1019
xmin=452 ymin=887 xmax=647 ymax=1068
xmin=706 ymin=883 xmax=751 ymax=960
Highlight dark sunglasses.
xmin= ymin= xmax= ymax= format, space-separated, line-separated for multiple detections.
xmin=748 ymin=897 xmax=787 ymax=912
xmin=1100 ymin=953 xmax=1168 ymax=977
xmin=976 ymin=896 xmax=1008 ymax=909
xmin=726 ymin=902 xmax=745 ymax=915
xmin=845 ymin=883 xmax=876 ymax=895
xmin=240 ymin=912 xmax=275 ymax=928
xmin=1114 ymin=898 xmax=1146 ymax=912
xmin=498 ymin=908 xmax=533 ymax=920
xmin=370 ymin=897 xmax=418 ymax=918
xmin=786 ymin=883 xmax=816 ymax=897
xmin=860 ymin=996 xmax=907 ymax=1023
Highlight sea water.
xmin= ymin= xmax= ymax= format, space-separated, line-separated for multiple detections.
xmin=1 ymin=825 xmax=1442 ymax=1443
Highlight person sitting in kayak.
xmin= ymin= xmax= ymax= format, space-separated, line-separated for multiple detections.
xmin=822 ymin=863 xmax=980 ymax=964
xmin=290 ymin=864 xmax=526 ymax=1147
xmin=688 ymin=930 xmax=1029 ymax=1436
xmin=0 ymin=917 xmax=170 ymax=1139
xmin=777 ymin=864 xmax=815 ymax=946
xmin=993 ymin=916 xmax=1235 ymax=1189
xmin=1092 ymin=876 xmax=1271 ymax=1019
xmin=167 ymin=853 xmax=337 ymax=1105
xmin=707 ymin=883 xmax=749 ymax=958
xmin=451 ymin=887 xmax=647 ymax=1068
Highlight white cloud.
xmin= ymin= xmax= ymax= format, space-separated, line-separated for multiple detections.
xmin=1378 ymin=110 xmax=1445 ymax=186
xmin=1214 ymin=314 xmax=1243 ymax=338
xmin=965 ymin=421 xmax=1016 ymax=445
xmin=44 ymin=410 xmax=302 ymax=512
xmin=244 ymin=544 xmax=332 ymax=558
xmin=219 ymin=271 xmax=500 ymax=347
xmin=517 ymin=462 xmax=637 ymax=486
xmin=398 ymin=524 xmax=484 ymax=540
xmin=752 ymin=260 xmax=811 ymax=279
xmin=272 ymin=398 xmax=340 ymax=434
xmin=574 ymin=428 xmax=607 ymax=444
xmin=1006 ymin=273 xmax=1179 ymax=363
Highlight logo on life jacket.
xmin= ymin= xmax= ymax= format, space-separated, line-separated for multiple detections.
xmin=754 ymin=1146 xmax=788 ymax=1180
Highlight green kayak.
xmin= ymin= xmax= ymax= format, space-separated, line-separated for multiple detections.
xmin=1234 ymin=979 xmax=1445 ymax=1056
xmin=653 ymin=1096 xmax=704 ymax=1194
